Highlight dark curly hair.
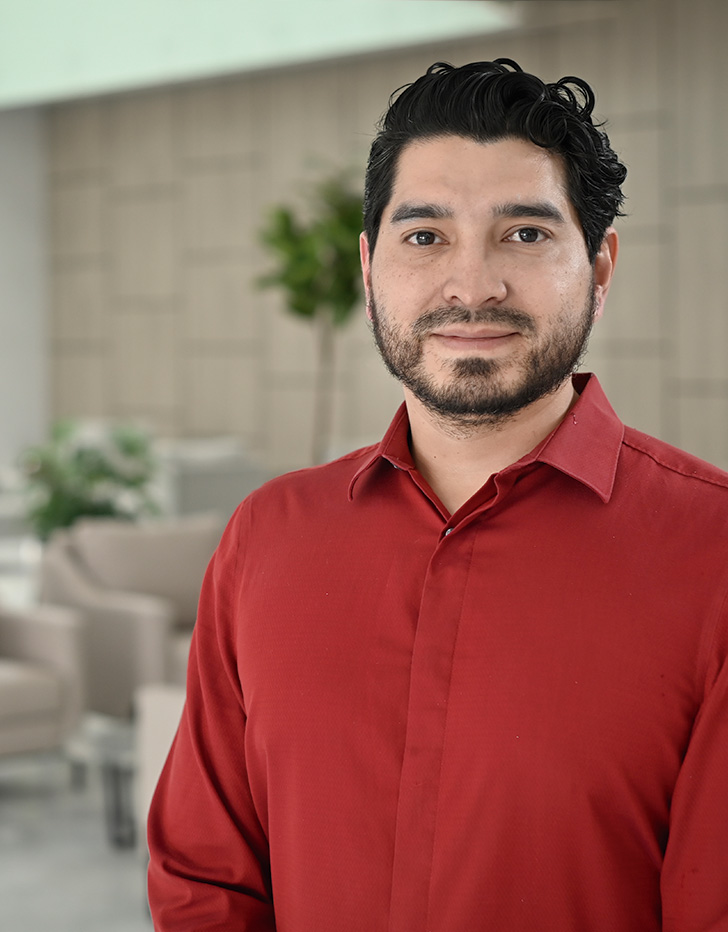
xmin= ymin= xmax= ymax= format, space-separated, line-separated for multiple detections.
xmin=363 ymin=59 xmax=627 ymax=264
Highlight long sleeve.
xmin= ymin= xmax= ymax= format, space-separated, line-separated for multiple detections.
xmin=661 ymin=602 xmax=728 ymax=931
xmin=147 ymin=503 xmax=276 ymax=931
xmin=143 ymin=393 xmax=728 ymax=930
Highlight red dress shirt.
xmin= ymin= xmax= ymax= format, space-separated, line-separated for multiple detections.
xmin=148 ymin=374 xmax=728 ymax=931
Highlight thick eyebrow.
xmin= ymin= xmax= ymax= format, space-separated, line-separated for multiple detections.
xmin=388 ymin=200 xmax=566 ymax=226
xmin=492 ymin=201 xmax=566 ymax=224
xmin=389 ymin=202 xmax=454 ymax=224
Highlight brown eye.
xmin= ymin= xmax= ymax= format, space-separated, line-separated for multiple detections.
xmin=516 ymin=228 xmax=542 ymax=243
xmin=411 ymin=231 xmax=437 ymax=246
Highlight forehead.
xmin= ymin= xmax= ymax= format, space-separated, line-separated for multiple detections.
xmin=386 ymin=135 xmax=574 ymax=218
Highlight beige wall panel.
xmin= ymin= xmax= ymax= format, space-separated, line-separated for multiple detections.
xmin=332 ymin=314 xmax=377 ymax=443
xmin=109 ymin=194 xmax=179 ymax=298
xmin=52 ymin=353 xmax=110 ymax=417
xmin=342 ymin=59 xmax=408 ymax=169
xmin=48 ymin=100 xmax=105 ymax=176
xmin=52 ymin=264 xmax=109 ymax=344
xmin=130 ymin=410 xmax=182 ymax=437
xmin=182 ymin=166 xmax=255 ymax=253
xmin=677 ymin=394 xmax=728 ymax=469
xmin=264 ymin=301 xmax=318 ymax=377
xmin=595 ymin=233 xmax=661 ymax=343
xmin=181 ymin=353 xmax=260 ymax=438
xmin=107 ymin=90 xmax=179 ymax=187
xmin=675 ymin=0 xmax=728 ymax=186
xmin=111 ymin=311 xmax=178 ymax=411
xmin=266 ymin=65 xmax=346 ymax=196
xmin=336 ymin=308 xmax=373 ymax=361
xmin=183 ymin=259 xmax=262 ymax=346
xmin=263 ymin=379 xmax=318 ymax=471
xmin=342 ymin=347 xmax=407 ymax=449
xmin=615 ymin=124 xmax=661 ymax=228
xmin=243 ymin=165 xmax=282 ymax=275
xmin=51 ymin=182 xmax=104 ymax=258
xmin=582 ymin=353 xmax=663 ymax=437
xmin=179 ymin=77 xmax=270 ymax=164
xmin=675 ymin=201 xmax=728 ymax=380
xmin=515 ymin=0 xmax=624 ymax=32
xmin=225 ymin=355 xmax=265 ymax=442
xmin=604 ymin=0 xmax=660 ymax=116
xmin=551 ymin=19 xmax=615 ymax=104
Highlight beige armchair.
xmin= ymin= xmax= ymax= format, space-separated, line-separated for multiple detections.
xmin=39 ymin=512 xmax=224 ymax=717
xmin=0 ymin=602 xmax=85 ymax=757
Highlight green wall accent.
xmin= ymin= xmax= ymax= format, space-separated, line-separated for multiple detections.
xmin=0 ymin=0 xmax=516 ymax=109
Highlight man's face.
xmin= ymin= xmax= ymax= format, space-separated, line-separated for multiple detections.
xmin=360 ymin=135 xmax=616 ymax=425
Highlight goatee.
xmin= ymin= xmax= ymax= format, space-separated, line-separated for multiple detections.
xmin=369 ymin=289 xmax=596 ymax=428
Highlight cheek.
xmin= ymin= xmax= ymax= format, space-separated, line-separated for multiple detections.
xmin=526 ymin=257 xmax=592 ymax=307
xmin=373 ymin=260 xmax=439 ymax=309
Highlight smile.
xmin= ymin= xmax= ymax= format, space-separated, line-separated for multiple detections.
xmin=429 ymin=331 xmax=520 ymax=351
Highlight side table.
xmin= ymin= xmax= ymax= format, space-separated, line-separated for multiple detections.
xmin=65 ymin=713 xmax=137 ymax=848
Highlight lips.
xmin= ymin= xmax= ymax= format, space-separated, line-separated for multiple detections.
xmin=433 ymin=328 xmax=518 ymax=340
xmin=429 ymin=329 xmax=520 ymax=350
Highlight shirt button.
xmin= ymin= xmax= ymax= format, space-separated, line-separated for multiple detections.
xmin=444 ymin=528 xmax=453 ymax=536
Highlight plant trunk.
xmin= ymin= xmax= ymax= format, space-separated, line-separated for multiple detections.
xmin=311 ymin=311 xmax=336 ymax=465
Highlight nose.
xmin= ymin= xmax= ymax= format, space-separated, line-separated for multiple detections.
xmin=441 ymin=242 xmax=507 ymax=308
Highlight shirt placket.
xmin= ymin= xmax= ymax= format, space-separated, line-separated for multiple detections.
xmin=387 ymin=521 xmax=477 ymax=932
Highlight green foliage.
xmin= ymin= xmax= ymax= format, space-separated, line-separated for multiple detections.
xmin=20 ymin=419 xmax=160 ymax=540
xmin=258 ymin=174 xmax=364 ymax=326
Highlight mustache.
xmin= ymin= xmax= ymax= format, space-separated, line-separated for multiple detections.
xmin=410 ymin=305 xmax=538 ymax=338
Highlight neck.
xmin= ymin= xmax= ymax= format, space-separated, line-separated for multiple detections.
xmin=404 ymin=379 xmax=578 ymax=516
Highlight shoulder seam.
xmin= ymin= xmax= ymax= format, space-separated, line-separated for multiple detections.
xmin=622 ymin=435 xmax=728 ymax=491
xmin=261 ymin=444 xmax=378 ymax=484
xmin=334 ymin=443 xmax=378 ymax=464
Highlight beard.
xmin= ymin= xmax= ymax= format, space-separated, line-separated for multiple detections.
xmin=369 ymin=287 xmax=596 ymax=428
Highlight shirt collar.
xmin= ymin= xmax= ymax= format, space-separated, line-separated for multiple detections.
xmin=348 ymin=373 xmax=624 ymax=504
xmin=521 ymin=373 xmax=624 ymax=502
xmin=347 ymin=404 xmax=414 ymax=501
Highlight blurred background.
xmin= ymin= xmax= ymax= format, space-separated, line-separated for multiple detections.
xmin=0 ymin=0 xmax=726 ymax=929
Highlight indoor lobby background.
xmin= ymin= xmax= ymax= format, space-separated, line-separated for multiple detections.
xmin=0 ymin=1 xmax=726 ymax=930
xmin=3 ymin=0 xmax=728 ymax=483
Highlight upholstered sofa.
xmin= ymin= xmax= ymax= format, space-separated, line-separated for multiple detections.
xmin=0 ymin=602 xmax=85 ymax=757
xmin=39 ymin=513 xmax=225 ymax=717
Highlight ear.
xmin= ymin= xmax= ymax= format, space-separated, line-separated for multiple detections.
xmin=592 ymin=227 xmax=619 ymax=322
xmin=360 ymin=232 xmax=373 ymax=321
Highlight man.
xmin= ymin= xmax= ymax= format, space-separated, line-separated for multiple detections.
xmin=148 ymin=60 xmax=728 ymax=931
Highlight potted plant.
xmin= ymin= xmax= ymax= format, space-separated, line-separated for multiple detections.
xmin=20 ymin=419 xmax=159 ymax=540
xmin=258 ymin=173 xmax=364 ymax=464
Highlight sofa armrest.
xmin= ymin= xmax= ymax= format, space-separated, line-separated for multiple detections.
xmin=42 ymin=532 xmax=179 ymax=705
xmin=0 ymin=604 xmax=86 ymax=738
xmin=96 ymin=590 xmax=176 ymax=687
xmin=75 ymin=590 xmax=175 ymax=718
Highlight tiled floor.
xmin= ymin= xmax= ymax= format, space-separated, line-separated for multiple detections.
xmin=0 ymin=749 xmax=152 ymax=931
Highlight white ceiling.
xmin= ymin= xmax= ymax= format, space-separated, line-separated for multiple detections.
xmin=0 ymin=0 xmax=519 ymax=110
